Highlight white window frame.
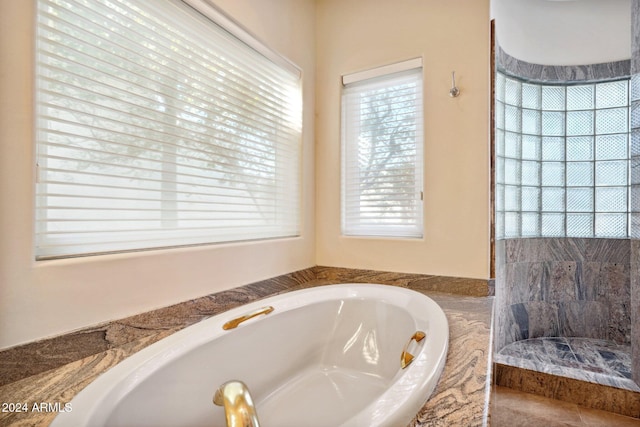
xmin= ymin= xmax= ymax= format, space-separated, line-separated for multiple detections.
xmin=341 ymin=59 xmax=424 ymax=238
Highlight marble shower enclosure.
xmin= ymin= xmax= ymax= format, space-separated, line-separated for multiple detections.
xmin=495 ymin=238 xmax=631 ymax=351
xmin=495 ymin=9 xmax=640 ymax=385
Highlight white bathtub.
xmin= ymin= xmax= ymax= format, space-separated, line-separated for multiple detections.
xmin=51 ymin=284 xmax=449 ymax=427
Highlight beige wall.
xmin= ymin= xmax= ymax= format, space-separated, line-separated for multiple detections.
xmin=0 ymin=0 xmax=316 ymax=349
xmin=315 ymin=0 xmax=491 ymax=278
xmin=0 ymin=0 xmax=491 ymax=349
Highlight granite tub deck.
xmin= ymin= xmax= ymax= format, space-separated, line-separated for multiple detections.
xmin=0 ymin=266 xmax=494 ymax=427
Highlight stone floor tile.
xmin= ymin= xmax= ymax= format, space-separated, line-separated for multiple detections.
xmin=492 ymin=386 xmax=640 ymax=427
xmin=577 ymin=405 xmax=640 ymax=426
xmin=492 ymin=386 xmax=583 ymax=426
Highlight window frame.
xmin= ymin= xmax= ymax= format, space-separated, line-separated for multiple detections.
xmin=340 ymin=59 xmax=424 ymax=239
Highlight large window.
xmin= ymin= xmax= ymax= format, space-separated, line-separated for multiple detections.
xmin=35 ymin=0 xmax=302 ymax=259
xmin=495 ymin=72 xmax=630 ymax=239
xmin=341 ymin=60 xmax=423 ymax=238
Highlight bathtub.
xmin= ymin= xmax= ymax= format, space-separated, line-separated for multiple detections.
xmin=51 ymin=284 xmax=449 ymax=427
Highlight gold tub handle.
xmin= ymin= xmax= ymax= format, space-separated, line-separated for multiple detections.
xmin=400 ymin=331 xmax=426 ymax=369
xmin=222 ymin=306 xmax=275 ymax=330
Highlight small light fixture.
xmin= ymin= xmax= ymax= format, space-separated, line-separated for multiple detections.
xmin=449 ymin=71 xmax=460 ymax=98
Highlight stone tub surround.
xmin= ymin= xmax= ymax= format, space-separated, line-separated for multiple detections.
xmin=313 ymin=265 xmax=493 ymax=297
xmin=0 ymin=267 xmax=317 ymax=388
xmin=495 ymin=238 xmax=632 ymax=351
xmin=0 ymin=266 xmax=493 ymax=427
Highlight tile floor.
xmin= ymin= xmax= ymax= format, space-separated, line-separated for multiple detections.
xmin=491 ymin=386 xmax=640 ymax=427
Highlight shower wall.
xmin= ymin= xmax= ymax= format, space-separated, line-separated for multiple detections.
xmin=632 ymin=238 xmax=639 ymax=384
xmin=495 ymin=238 xmax=630 ymax=351
xmin=494 ymin=0 xmax=640 ymax=390
xmin=494 ymin=47 xmax=634 ymax=355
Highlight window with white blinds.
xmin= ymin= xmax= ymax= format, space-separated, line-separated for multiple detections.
xmin=341 ymin=64 xmax=424 ymax=238
xmin=35 ymin=0 xmax=302 ymax=260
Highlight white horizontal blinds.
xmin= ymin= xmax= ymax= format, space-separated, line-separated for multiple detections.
xmin=341 ymin=66 xmax=423 ymax=237
xmin=35 ymin=0 xmax=302 ymax=259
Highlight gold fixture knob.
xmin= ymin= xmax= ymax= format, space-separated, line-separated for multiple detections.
xmin=400 ymin=331 xmax=426 ymax=369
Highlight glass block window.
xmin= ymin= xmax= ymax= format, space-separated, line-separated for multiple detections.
xmin=496 ymin=72 xmax=630 ymax=239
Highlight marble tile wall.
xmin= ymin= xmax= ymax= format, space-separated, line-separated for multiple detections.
xmin=633 ymin=0 xmax=640 ymax=77
xmin=497 ymin=46 xmax=630 ymax=83
xmin=495 ymin=238 xmax=631 ymax=351
xmin=632 ymin=240 xmax=640 ymax=385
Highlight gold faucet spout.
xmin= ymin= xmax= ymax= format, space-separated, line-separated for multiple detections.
xmin=222 ymin=306 xmax=274 ymax=330
xmin=213 ymin=380 xmax=261 ymax=427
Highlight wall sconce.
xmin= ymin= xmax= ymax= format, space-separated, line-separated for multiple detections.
xmin=449 ymin=71 xmax=460 ymax=98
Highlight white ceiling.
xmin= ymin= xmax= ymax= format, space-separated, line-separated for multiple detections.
xmin=491 ymin=0 xmax=631 ymax=66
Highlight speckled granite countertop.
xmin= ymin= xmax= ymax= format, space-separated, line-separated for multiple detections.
xmin=0 ymin=267 xmax=494 ymax=427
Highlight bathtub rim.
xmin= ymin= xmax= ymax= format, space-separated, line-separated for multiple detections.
xmin=50 ymin=283 xmax=449 ymax=427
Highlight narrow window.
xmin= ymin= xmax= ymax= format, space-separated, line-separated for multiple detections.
xmin=341 ymin=60 xmax=424 ymax=238
xmin=35 ymin=0 xmax=302 ymax=259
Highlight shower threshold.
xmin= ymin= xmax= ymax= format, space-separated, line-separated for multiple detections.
xmin=495 ymin=337 xmax=639 ymax=393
